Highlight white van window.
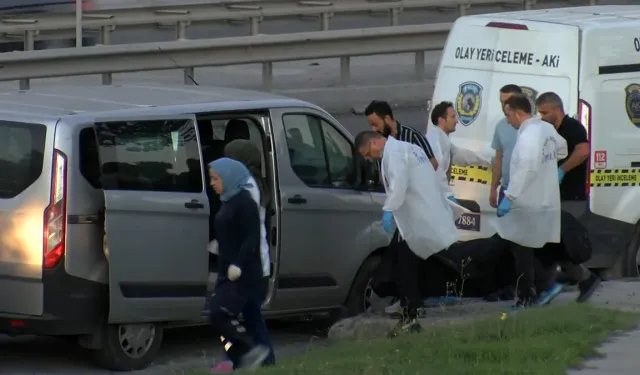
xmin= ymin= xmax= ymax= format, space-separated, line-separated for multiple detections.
xmin=94 ymin=119 xmax=203 ymax=193
xmin=0 ymin=120 xmax=46 ymax=199
xmin=79 ymin=127 xmax=101 ymax=188
xmin=282 ymin=114 xmax=354 ymax=188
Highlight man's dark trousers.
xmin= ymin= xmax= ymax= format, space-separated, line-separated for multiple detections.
xmin=391 ymin=229 xmax=422 ymax=320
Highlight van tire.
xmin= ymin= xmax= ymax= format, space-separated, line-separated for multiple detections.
xmin=344 ymin=256 xmax=381 ymax=317
xmin=620 ymin=226 xmax=640 ymax=278
xmin=605 ymin=224 xmax=640 ymax=279
xmin=92 ymin=323 xmax=163 ymax=371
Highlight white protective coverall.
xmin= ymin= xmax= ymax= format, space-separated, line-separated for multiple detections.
xmin=496 ymin=117 xmax=568 ymax=248
xmin=426 ymin=126 xmax=491 ymax=198
xmin=381 ymin=137 xmax=459 ymax=259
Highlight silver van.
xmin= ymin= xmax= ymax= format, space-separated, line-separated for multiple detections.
xmin=0 ymin=84 xmax=389 ymax=370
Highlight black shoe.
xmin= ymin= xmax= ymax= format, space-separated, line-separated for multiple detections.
xmin=576 ymin=274 xmax=601 ymax=303
xmin=387 ymin=318 xmax=421 ymax=338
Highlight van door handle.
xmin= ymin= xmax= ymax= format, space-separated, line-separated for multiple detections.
xmin=184 ymin=200 xmax=205 ymax=209
xmin=287 ymin=195 xmax=307 ymax=204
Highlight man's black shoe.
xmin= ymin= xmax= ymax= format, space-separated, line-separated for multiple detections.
xmin=576 ymin=274 xmax=601 ymax=303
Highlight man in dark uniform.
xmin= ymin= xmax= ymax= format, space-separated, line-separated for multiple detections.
xmin=536 ymin=92 xmax=601 ymax=303
xmin=364 ymin=100 xmax=438 ymax=325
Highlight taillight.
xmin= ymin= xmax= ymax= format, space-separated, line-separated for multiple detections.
xmin=486 ymin=22 xmax=529 ymax=30
xmin=43 ymin=150 xmax=67 ymax=269
xmin=577 ymin=99 xmax=592 ymax=197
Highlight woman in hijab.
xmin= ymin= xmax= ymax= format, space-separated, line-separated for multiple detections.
xmin=209 ymin=140 xmax=275 ymax=373
xmin=206 ymin=157 xmax=269 ymax=371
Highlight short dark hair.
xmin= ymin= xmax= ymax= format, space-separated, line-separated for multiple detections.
xmin=354 ymin=130 xmax=383 ymax=150
xmin=430 ymin=101 xmax=454 ymax=125
xmin=364 ymin=100 xmax=394 ymax=120
xmin=500 ymin=84 xmax=522 ymax=94
xmin=535 ymin=92 xmax=565 ymax=112
xmin=503 ymin=93 xmax=532 ymax=114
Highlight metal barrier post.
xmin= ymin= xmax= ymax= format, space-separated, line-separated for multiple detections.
xmin=524 ymin=0 xmax=535 ymax=10
xmin=389 ymin=8 xmax=400 ymax=26
xmin=458 ymin=4 xmax=470 ymax=16
xmin=19 ymin=30 xmax=35 ymax=90
xmin=320 ymin=12 xmax=330 ymax=31
xmin=176 ymin=20 xmax=195 ymax=85
xmin=340 ymin=56 xmax=350 ymax=86
xmin=249 ymin=16 xmax=260 ymax=35
xmin=100 ymin=26 xmax=113 ymax=85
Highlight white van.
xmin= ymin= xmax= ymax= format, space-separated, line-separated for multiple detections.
xmin=431 ymin=6 xmax=640 ymax=277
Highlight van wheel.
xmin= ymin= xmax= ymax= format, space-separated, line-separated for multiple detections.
xmin=344 ymin=256 xmax=381 ymax=317
xmin=621 ymin=229 xmax=640 ymax=278
xmin=605 ymin=225 xmax=640 ymax=279
xmin=92 ymin=323 xmax=163 ymax=371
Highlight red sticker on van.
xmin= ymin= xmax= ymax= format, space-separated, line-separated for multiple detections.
xmin=594 ymin=150 xmax=607 ymax=169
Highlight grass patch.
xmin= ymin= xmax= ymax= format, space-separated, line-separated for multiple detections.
xmin=190 ymin=304 xmax=639 ymax=375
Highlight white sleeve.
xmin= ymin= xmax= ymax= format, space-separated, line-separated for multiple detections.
xmin=426 ymin=130 xmax=453 ymax=197
xmin=426 ymin=130 xmax=444 ymax=165
xmin=450 ymin=142 xmax=491 ymax=167
xmin=554 ymin=128 xmax=569 ymax=160
xmin=438 ymin=168 xmax=454 ymax=198
xmin=504 ymin=132 xmax=540 ymax=201
xmin=382 ymin=149 xmax=410 ymax=212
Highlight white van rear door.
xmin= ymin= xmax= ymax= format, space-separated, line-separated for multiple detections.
xmin=94 ymin=114 xmax=210 ymax=324
xmin=431 ymin=18 xmax=579 ymax=240
xmin=583 ymin=28 xmax=640 ymax=225
xmin=0 ymin=116 xmax=53 ymax=316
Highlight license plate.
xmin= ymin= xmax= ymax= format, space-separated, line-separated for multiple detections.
xmin=455 ymin=213 xmax=480 ymax=231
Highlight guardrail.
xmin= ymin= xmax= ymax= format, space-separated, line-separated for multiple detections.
xmin=0 ymin=23 xmax=451 ymax=90
xmin=0 ymin=0 xmax=596 ymax=45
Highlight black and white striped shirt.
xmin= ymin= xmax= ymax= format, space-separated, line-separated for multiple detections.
xmin=375 ymin=122 xmax=435 ymax=177
xmin=394 ymin=122 xmax=435 ymax=159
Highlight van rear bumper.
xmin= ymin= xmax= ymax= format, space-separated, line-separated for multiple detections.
xmin=0 ymin=256 xmax=107 ymax=336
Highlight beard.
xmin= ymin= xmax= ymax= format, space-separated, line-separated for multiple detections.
xmin=380 ymin=123 xmax=392 ymax=138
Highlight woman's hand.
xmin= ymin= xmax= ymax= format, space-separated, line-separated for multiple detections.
xmin=227 ymin=265 xmax=242 ymax=281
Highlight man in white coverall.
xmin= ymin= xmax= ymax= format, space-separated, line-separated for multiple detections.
xmin=426 ymin=101 xmax=492 ymax=202
xmin=497 ymin=93 xmax=568 ymax=308
xmin=355 ymin=130 xmax=459 ymax=334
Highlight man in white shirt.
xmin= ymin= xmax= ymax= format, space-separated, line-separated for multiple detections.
xmin=426 ymin=101 xmax=491 ymax=201
xmin=497 ymin=93 xmax=568 ymax=308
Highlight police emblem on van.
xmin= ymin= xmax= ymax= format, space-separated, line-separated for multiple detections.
xmin=456 ymin=81 xmax=483 ymax=126
xmin=625 ymin=83 xmax=640 ymax=128
xmin=520 ymin=86 xmax=538 ymax=112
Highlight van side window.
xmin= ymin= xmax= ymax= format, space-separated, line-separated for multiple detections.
xmin=94 ymin=119 xmax=203 ymax=193
xmin=321 ymin=120 xmax=354 ymax=187
xmin=79 ymin=127 xmax=101 ymax=188
xmin=0 ymin=120 xmax=46 ymax=199
xmin=282 ymin=114 xmax=354 ymax=188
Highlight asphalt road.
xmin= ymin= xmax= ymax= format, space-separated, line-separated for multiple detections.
xmin=0 ymin=319 xmax=331 ymax=375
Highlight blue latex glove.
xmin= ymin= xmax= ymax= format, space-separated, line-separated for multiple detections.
xmin=497 ymin=197 xmax=511 ymax=218
xmin=557 ymin=167 xmax=565 ymax=182
xmin=382 ymin=210 xmax=393 ymax=233
xmin=447 ymin=195 xmax=458 ymax=204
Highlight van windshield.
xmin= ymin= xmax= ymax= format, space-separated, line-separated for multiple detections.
xmin=0 ymin=120 xmax=46 ymax=199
